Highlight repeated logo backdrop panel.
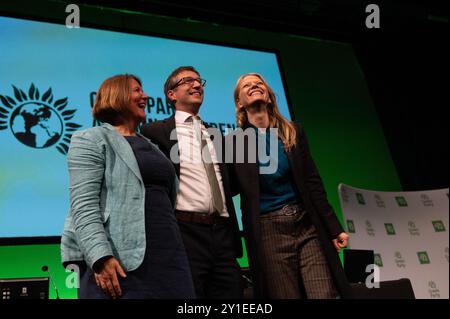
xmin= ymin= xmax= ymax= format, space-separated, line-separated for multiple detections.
xmin=339 ymin=183 xmax=449 ymax=299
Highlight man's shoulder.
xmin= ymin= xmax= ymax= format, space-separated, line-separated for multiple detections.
xmin=143 ymin=117 xmax=171 ymax=127
xmin=141 ymin=116 xmax=173 ymax=132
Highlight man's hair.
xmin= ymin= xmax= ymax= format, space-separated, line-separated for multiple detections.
xmin=163 ymin=66 xmax=200 ymax=107
xmin=92 ymin=74 xmax=142 ymax=125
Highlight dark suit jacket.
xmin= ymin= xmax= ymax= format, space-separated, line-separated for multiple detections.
xmin=141 ymin=116 xmax=243 ymax=258
xmin=228 ymin=122 xmax=352 ymax=298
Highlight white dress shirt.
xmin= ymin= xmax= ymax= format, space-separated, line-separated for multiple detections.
xmin=174 ymin=110 xmax=229 ymax=217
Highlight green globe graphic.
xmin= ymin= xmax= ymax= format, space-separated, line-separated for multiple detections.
xmin=10 ymin=102 xmax=63 ymax=148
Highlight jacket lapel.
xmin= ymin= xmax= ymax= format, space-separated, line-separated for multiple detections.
xmin=235 ymin=123 xmax=261 ymax=202
xmin=203 ymin=121 xmax=224 ymax=170
xmin=286 ymin=133 xmax=306 ymax=192
xmin=102 ymin=123 xmax=143 ymax=183
xmin=163 ymin=116 xmax=180 ymax=177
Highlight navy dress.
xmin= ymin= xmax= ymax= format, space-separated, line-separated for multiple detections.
xmin=78 ymin=136 xmax=195 ymax=299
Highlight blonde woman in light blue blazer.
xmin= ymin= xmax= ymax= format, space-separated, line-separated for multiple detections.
xmin=61 ymin=74 xmax=194 ymax=299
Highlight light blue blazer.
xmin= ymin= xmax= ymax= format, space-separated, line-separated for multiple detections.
xmin=60 ymin=123 xmax=178 ymax=271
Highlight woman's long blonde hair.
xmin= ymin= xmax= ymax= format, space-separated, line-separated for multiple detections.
xmin=234 ymin=73 xmax=297 ymax=151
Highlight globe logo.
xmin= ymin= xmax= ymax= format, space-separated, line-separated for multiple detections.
xmin=0 ymin=84 xmax=81 ymax=155
xmin=10 ymin=102 xmax=63 ymax=148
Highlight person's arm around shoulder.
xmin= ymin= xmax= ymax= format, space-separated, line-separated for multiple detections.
xmin=140 ymin=122 xmax=161 ymax=144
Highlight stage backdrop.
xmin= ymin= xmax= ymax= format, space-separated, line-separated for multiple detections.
xmin=0 ymin=0 xmax=401 ymax=298
xmin=0 ymin=16 xmax=294 ymax=238
xmin=339 ymin=183 xmax=449 ymax=299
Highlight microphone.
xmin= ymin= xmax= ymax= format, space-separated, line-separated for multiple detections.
xmin=41 ymin=265 xmax=60 ymax=299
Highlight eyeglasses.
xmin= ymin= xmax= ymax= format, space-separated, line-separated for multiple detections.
xmin=171 ymin=77 xmax=207 ymax=89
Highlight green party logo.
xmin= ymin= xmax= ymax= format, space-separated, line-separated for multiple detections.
xmin=0 ymin=84 xmax=81 ymax=155
xmin=365 ymin=220 xmax=375 ymax=237
xmin=346 ymin=220 xmax=356 ymax=233
xmin=394 ymin=251 xmax=406 ymax=268
xmin=374 ymin=194 xmax=385 ymax=208
xmin=374 ymin=253 xmax=383 ymax=267
xmin=384 ymin=223 xmax=396 ymax=235
xmin=356 ymin=193 xmax=365 ymax=205
xmin=395 ymin=196 xmax=408 ymax=207
xmin=432 ymin=220 xmax=446 ymax=232
xmin=408 ymin=221 xmax=420 ymax=236
xmin=341 ymin=187 xmax=349 ymax=203
xmin=428 ymin=281 xmax=440 ymax=298
xmin=420 ymin=194 xmax=434 ymax=207
xmin=417 ymin=251 xmax=430 ymax=264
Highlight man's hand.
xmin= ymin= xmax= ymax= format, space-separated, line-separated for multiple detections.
xmin=94 ymin=257 xmax=127 ymax=299
xmin=332 ymin=232 xmax=349 ymax=253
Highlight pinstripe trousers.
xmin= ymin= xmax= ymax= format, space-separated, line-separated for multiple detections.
xmin=259 ymin=203 xmax=339 ymax=299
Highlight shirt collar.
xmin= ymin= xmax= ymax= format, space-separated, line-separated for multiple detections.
xmin=175 ymin=110 xmax=199 ymax=123
xmin=175 ymin=110 xmax=201 ymax=123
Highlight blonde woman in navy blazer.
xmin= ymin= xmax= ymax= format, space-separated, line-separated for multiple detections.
xmin=61 ymin=74 xmax=195 ymax=299
xmin=229 ymin=73 xmax=351 ymax=299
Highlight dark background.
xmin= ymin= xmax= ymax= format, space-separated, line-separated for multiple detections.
xmin=0 ymin=0 xmax=447 ymax=302
xmin=1 ymin=0 xmax=448 ymax=191
xmin=67 ymin=0 xmax=448 ymax=191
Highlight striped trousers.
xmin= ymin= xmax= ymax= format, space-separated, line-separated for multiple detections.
xmin=259 ymin=203 xmax=339 ymax=299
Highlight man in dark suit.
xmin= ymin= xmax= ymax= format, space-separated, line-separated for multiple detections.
xmin=141 ymin=66 xmax=243 ymax=298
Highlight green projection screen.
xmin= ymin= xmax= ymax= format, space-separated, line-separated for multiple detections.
xmin=0 ymin=16 xmax=292 ymax=239
xmin=0 ymin=9 xmax=401 ymax=299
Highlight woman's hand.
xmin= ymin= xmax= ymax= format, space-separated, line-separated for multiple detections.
xmin=94 ymin=257 xmax=127 ymax=299
xmin=332 ymin=232 xmax=349 ymax=253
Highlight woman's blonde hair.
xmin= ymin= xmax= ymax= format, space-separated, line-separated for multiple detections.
xmin=92 ymin=74 xmax=142 ymax=125
xmin=234 ymin=73 xmax=297 ymax=151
